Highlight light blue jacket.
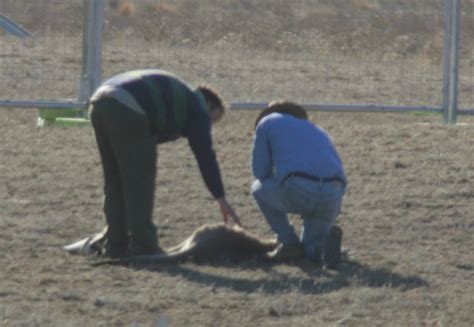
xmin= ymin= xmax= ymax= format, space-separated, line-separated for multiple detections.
xmin=252 ymin=113 xmax=347 ymax=187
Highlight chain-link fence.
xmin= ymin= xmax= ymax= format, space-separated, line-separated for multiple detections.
xmin=101 ymin=0 xmax=447 ymax=109
xmin=459 ymin=1 xmax=474 ymax=112
xmin=0 ymin=0 xmax=472 ymax=119
xmin=0 ymin=0 xmax=84 ymax=105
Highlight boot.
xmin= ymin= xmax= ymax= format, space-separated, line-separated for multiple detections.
xmin=324 ymin=225 xmax=343 ymax=269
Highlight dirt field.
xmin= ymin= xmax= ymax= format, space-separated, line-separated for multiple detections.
xmin=1 ymin=108 xmax=473 ymax=326
xmin=1 ymin=1 xmax=474 ymax=326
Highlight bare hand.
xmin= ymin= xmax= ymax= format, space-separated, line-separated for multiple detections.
xmin=216 ymin=197 xmax=242 ymax=227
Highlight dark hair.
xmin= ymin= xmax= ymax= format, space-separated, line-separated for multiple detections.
xmin=197 ymin=86 xmax=226 ymax=114
xmin=254 ymin=101 xmax=308 ymax=129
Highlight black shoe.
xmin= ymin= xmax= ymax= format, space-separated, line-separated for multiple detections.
xmin=103 ymin=240 xmax=128 ymax=259
xmin=324 ymin=225 xmax=343 ymax=269
xmin=126 ymin=241 xmax=161 ymax=257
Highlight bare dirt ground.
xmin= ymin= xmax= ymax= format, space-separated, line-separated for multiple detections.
xmin=1 ymin=1 xmax=474 ymax=326
xmin=1 ymin=108 xmax=473 ymax=326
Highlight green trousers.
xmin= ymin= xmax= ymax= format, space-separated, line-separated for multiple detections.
xmin=89 ymin=97 xmax=158 ymax=253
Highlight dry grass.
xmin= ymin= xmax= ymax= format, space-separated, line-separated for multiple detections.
xmin=118 ymin=0 xmax=135 ymax=17
xmin=48 ymin=0 xmax=468 ymax=59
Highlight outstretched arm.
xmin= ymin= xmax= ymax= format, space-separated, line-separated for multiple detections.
xmin=216 ymin=197 xmax=242 ymax=227
xmin=185 ymin=98 xmax=241 ymax=226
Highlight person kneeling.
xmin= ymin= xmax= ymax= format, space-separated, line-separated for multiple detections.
xmin=250 ymin=102 xmax=346 ymax=268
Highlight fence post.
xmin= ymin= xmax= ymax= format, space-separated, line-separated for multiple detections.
xmin=79 ymin=0 xmax=105 ymax=117
xmin=443 ymin=0 xmax=461 ymax=125
xmin=442 ymin=0 xmax=452 ymax=124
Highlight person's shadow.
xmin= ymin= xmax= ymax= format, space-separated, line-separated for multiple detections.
xmin=126 ymin=257 xmax=428 ymax=295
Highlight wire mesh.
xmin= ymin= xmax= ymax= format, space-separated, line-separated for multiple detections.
xmin=0 ymin=0 xmax=83 ymax=102
xmin=459 ymin=1 xmax=474 ymax=111
xmin=0 ymin=0 xmax=472 ymax=112
xmin=102 ymin=0 xmax=447 ymax=108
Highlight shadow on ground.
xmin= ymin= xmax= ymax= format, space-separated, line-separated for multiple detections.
xmin=122 ymin=258 xmax=428 ymax=295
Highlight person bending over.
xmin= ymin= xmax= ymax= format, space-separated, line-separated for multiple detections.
xmin=89 ymin=69 xmax=241 ymax=258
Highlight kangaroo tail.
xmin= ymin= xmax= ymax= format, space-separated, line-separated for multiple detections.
xmin=90 ymin=249 xmax=190 ymax=266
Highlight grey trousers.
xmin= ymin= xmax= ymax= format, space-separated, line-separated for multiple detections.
xmin=89 ymin=97 xmax=158 ymax=252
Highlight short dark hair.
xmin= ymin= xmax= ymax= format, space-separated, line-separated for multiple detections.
xmin=255 ymin=101 xmax=308 ymax=129
xmin=197 ymin=86 xmax=226 ymax=114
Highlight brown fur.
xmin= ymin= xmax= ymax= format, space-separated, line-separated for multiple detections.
xmin=65 ymin=224 xmax=279 ymax=266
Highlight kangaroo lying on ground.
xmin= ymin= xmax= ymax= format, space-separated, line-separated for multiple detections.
xmin=64 ymin=224 xmax=279 ymax=265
